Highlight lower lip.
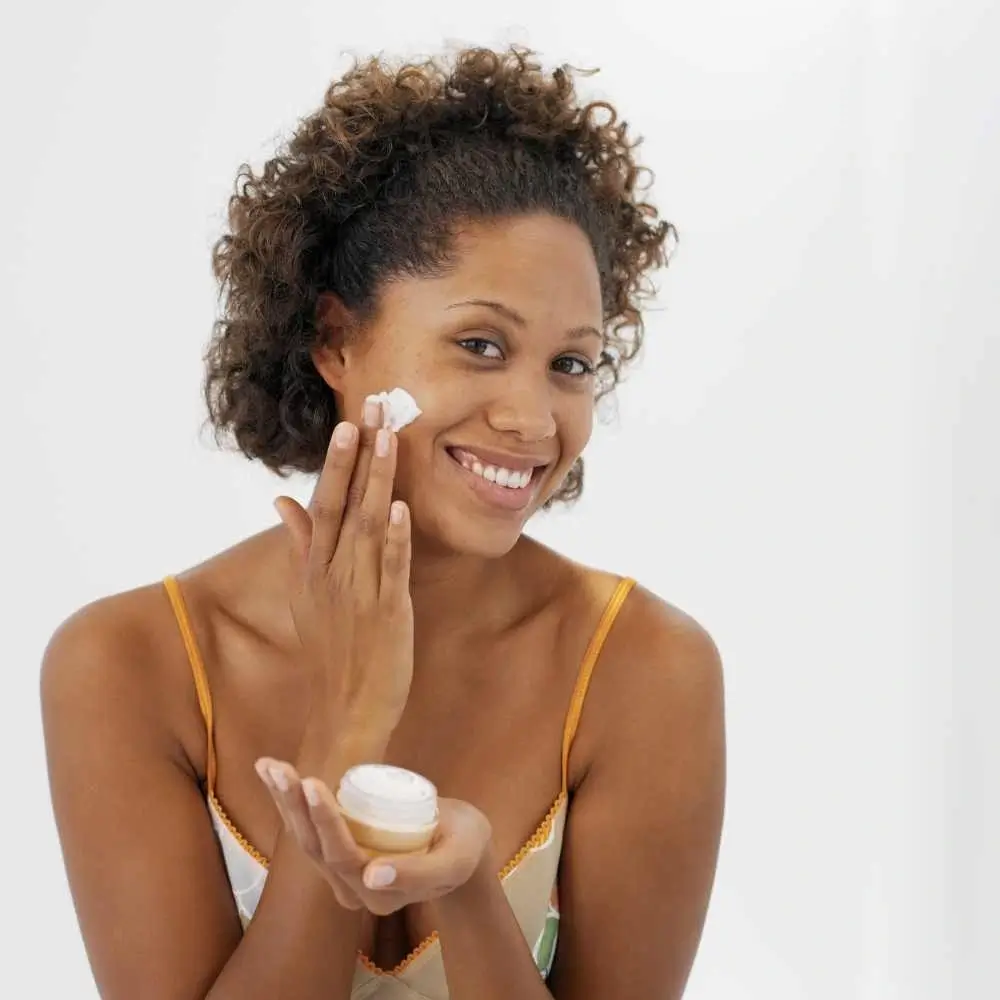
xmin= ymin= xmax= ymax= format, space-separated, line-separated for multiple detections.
xmin=445 ymin=450 xmax=542 ymax=513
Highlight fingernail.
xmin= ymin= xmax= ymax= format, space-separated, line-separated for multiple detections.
xmin=302 ymin=779 xmax=321 ymax=807
xmin=365 ymin=864 xmax=396 ymax=889
xmin=334 ymin=422 xmax=356 ymax=448
xmin=375 ymin=428 xmax=390 ymax=457
xmin=363 ymin=400 xmax=380 ymax=428
xmin=390 ymin=501 xmax=405 ymax=525
xmin=254 ymin=759 xmax=274 ymax=786
xmin=268 ymin=765 xmax=289 ymax=792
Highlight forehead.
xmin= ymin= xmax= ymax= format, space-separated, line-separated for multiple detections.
xmin=378 ymin=214 xmax=604 ymax=327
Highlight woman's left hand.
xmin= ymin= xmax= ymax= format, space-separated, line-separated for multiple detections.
xmin=255 ymin=757 xmax=493 ymax=915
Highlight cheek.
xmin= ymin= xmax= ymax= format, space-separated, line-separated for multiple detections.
xmin=562 ymin=395 xmax=595 ymax=451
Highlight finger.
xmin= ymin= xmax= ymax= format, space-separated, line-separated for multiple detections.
xmin=379 ymin=501 xmax=411 ymax=605
xmin=302 ymin=778 xmax=369 ymax=911
xmin=301 ymin=778 xmax=370 ymax=875
xmin=341 ymin=399 xmax=383 ymax=523
xmin=255 ymin=758 xmax=296 ymax=830
xmin=350 ymin=426 xmax=398 ymax=583
xmin=256 ymin=759 xmax=321 ymax=859
xmin=258 ymin=764 xmax=363 ymax=910
xmin=274 ymin=496 xmax=312 ymax=565
xmin=307 ymin=421 xmax=360 ymax=566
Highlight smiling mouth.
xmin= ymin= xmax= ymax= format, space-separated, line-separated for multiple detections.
xmin=447 ymin=447 xmax=541 ymax=488
xmin=445 ymin=447 xmax=547 ymax=511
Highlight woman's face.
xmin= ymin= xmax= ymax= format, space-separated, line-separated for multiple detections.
xmin=316 ymin=213 xmax=604 ymax=559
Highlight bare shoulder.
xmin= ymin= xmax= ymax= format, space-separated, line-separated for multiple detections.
xmin=42 ymin=584 xmax=164 ymax=699
xmin=515 ymin=539 xmax=724 ymax=722
xmin=612 ymin=581 xmax=723 ymax=739
xmin=609 ymin=581 xmax=724 ymax=702
xmin=40 ymin=580 xmax=203 ymax=774
xmin=565 ymin=568 xmax=726 ymax=770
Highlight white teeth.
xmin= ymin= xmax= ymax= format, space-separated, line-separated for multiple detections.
xmin=453 ymin=450 xmax=533 ymax=490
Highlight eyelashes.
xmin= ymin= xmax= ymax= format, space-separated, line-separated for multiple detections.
xmin=458 ymin=337 xmax=503 ymax=360
xmin=457 ymin=338 xmax=596 ymax=378
xmin=551 ymin=356 xmax=596 ymax=377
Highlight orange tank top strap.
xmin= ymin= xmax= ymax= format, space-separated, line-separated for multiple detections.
xmin=560 ymin=576 xmax=637 ymax=794
xmin=162 ymin=575 xmax=217 ymax=793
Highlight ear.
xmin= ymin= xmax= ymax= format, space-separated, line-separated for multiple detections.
xmin=311 ymin=292 xmax=358 ymax=390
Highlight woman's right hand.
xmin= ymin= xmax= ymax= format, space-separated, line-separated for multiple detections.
xmin=273 ymin=399 xmax=413 ymax=768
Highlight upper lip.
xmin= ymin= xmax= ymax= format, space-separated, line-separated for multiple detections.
xmin=447 ymin=445 xmax=553 ymax=472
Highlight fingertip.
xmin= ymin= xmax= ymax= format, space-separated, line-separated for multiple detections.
xmin=333 ymin=421 xmax=358 ymax=450
xmin=302 ymin=778 xmax=321 ymax=808
xmin=363 ymin=862 xmax=398 ymax=889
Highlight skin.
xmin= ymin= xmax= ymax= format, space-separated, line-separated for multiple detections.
xmin=42 ymin=213 xmax=727 ymax=998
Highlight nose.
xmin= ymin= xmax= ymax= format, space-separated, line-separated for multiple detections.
xmin=485 ymin=379 xmax=557 ymax=443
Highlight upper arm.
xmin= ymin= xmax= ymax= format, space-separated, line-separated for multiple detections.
xmin=549 ymin=594 xmax=727 ymax=1000
xmin=41 ymin=599 xmax=243 ymax=999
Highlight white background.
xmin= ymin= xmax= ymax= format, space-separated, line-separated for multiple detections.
xmin=1 ymin=1 xmax=996 ymax=997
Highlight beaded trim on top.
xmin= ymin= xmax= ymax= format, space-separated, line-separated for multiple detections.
xmin=208 ymin=789 xmax=569 ymax=976
xmin=209 ymin=791 xmax=270 ymax=869
xmin=498 ymin=791 xmax=567 ymax=882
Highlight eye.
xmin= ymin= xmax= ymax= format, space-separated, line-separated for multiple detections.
xmin=551 ymin=355 xmax=596 ymax=378
xmin=458 ymin=337 xmax=505 ymax=360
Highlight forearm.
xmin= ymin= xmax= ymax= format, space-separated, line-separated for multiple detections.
xmin=204 ymin=830 xmax=363 ymax=999
xmin=205 ymin=728 xmax=388 ymax=1000
xmin=427 ymin=853 xmax=554 ymax=1000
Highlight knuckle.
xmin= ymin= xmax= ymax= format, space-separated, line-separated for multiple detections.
xmin=346 ymin=485 xmax=366 ymax=508
xmin=383 ymin=550 xmax=406 ymax=579
xmin=307 ymin=559 xmax=336 ymax=588
xmin=310 ymin=500 xmax=340 ymax=523
xmin=356 ymin=510 xmax=378 ymax=537
xmin=328 ymin=564 xmax=355 ymax=594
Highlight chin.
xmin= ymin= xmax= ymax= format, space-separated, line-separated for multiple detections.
xmin=410 ymin=503 xmax=531 ymax=560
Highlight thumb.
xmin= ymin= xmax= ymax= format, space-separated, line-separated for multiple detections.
xmin=363 ymin=831 xmax=480 ymax=897
xmin=273 ymin=495 xmax=312 ymax=564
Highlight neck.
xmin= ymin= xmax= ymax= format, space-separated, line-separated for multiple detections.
xmin=407 ymin=532 xmax=534 ymax=642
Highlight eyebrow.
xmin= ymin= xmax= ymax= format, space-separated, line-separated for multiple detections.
xmin=446 ymin=298 xmax=603 ymax=342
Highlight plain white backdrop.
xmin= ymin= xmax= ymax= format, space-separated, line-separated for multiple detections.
xmin=1 ymin=1 xmax=996 ymax=997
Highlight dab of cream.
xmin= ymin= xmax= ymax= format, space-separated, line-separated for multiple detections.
xmin=364 ymin=387 xmax=422 ymax=431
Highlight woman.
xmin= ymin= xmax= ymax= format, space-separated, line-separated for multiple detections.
xmin=42 ymin=45 xmax=726 ymax=1000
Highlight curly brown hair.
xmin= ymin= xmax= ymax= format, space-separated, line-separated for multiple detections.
xmin=204 ymin=45 xmax=676 ymax=506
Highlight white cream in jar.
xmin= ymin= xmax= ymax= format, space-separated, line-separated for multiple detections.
xmin=336 ymin=764 xmax=439 ymax=856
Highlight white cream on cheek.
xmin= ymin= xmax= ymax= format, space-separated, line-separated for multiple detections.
xmin=364 ymin=387 xmax=422 ymax=431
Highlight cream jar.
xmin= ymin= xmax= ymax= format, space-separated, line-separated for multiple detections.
xmin=336 ymin=764 xmax=439 ymax=856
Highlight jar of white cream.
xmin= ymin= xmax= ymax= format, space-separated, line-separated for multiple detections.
xmin=336 ymin=764 xmax=439 ymax=856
